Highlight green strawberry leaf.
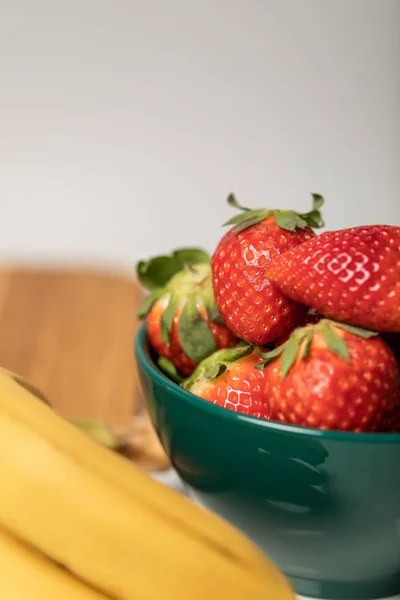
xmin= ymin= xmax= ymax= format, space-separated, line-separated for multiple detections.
xmin=173 ymin=248 xmax=210 ymax=266
xmin=304 ymin=212 xmax=325 ymax=228
xmin=303 ymin=210 xmax=323 ymax=228
xmin=157 ymin=357 xmax=183 ymax=383
xmin=254 ymin=358 xmax=275 ymax=370
xmin=137 ymin=289 xmax=165 ymax=319
xmin=281 ymin=334 xmax=303 ymax=378
xmin=256 ymin=329 xmax=314 ymax=375
xmin=299 ymin=194 xmax=325 ymax=228
xmin=274 ymin=210 xmax=308 ymax=232
xmin=233 ymin=215 xmax=269 ymax=233
xmin=255 ymin=342 xmax=286 ymax=371
xmin=258 ymin=342 xmax=288 ymax=360
xmin=160 ymin=293 xmax=181 ymax=343
xmin=227 ymin=193 xmax=250 ymax=212
xmin=223 ymin=191 xmax=325 ymax=233
xmin=136 ymin=247 xmax=210 ymax=292
xmin=311 ymin=193 xmax=324 ymax=211
xmin=178 ymin=296 xmax=217 ymax=363
xmin=204 ymin=363 xmax=227 ymax=379
xmin=301 ymin=330 xmax=313 ymax=360
xmin=331 ymin=321 xmax=378 ymax=339
xmin=181 ymin=341 xmax=253 ymax=390
xmin=224 ymin=194 xmax=270 ymax=232
xmin=321 ymin=324 xmax=350 ymax=361
xmin=219 ymin=341 xmax=254 ymax=362
xmin=224 ymin=208 xmax=268 ymax=227
xmin=136 ymin=256 xmax=183 ymax=291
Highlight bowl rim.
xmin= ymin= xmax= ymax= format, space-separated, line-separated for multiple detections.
xmin=134 ymin=322 xmax=400 ymax=444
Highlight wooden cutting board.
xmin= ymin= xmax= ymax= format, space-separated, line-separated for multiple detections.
xmin=0 ymin=266 xmax=170 ymax=471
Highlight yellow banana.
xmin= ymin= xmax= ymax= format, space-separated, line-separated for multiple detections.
xmin=0 ymin=368 xmax=271 ymax=567
xmin=0 ymin=369 xmax=294 ymax=600
xmin=0 ymin=526 xmax=109 ymax=600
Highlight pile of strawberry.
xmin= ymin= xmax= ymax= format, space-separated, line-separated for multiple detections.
xmin=137 ymin=194 xmax=400 ymax=433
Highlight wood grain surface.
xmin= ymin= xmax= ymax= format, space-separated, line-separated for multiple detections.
xmin=0 ymin=266 xmax=170 ymax=471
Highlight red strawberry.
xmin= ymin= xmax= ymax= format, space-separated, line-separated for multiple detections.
xmin=266 ymin=225 xmax=400 ymax=333
xmin=137 ymin=248 xmax=237 ymax=379
xmin=211 ymin=193 xmax=325 ymax=345
xmin=182 ymin=343 xmax=269 ymax=418
xmin=258 ymin=319 xmax=400 ymax=432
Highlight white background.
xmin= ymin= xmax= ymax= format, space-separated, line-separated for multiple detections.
xmin=0 ymin=0 xmax=399 ymax=273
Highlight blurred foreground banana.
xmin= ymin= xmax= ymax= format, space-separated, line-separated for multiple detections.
xmin=0 ymin=526 xmax=108 ymax=600
xmin=0 ymin=368 xmax=294 ymax=600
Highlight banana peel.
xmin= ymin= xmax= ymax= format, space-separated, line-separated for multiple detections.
xmin=0 ymin=367 xmax=295 ymax=600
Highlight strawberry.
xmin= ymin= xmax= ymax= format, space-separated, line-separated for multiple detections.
xmin=257 ymin=319 xmax=400 ymax=432
xmin=211 ymin=193 xmax=325 ymax=345
xmin=137 ymin=248 xmax=237 ymax=379
xmin=265 ymin=225 xmax=400 ymax=333
xmin=182 ymin=343 xmax=269 ymax=418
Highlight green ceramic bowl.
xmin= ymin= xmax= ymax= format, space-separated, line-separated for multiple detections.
xmin=135 ymin=323 xmax=400 ymax=600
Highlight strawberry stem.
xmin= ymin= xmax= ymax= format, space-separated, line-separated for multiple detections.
xmin=158 ymin=357 xmax=184 ymax=383
xmin=182 ymin=342 xmax=253 ymax=390
xmin=222 ymin=193 xmax=325 ymax=233
xmin=136 ymin=247 xmax=210 ymax=291
xmin=227 ymin=193 xmax=251 ymax=212
xmin=255 ymin=319 xmax=379 ymax=377
xmin=177 ymin=295 xmax=217 ymax=363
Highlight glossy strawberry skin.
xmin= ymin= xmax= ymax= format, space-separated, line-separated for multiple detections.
xmin=264 ymin=329 xmax=400 ymax=432
xmin=147 ymin=296 xmax=237 ymax=377
xmin=211 ymin=217 xmax=315 ymax=345
xmin=266 ymin=225 xmax=400 ymax=332
xmin=186 ymin=352 xmax=269 ymax=419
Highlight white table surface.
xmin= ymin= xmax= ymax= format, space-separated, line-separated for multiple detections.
xmin=152 ymin=469 xmax=400 ymax=600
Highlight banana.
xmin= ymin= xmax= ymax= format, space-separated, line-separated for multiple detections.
xmin=0 ymin=526 xmax=109 ymax=599
xmin=0 ymin=369 xmax=294 ymax=600
xmin=0 ymin=368 xmax=272 ymax=566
